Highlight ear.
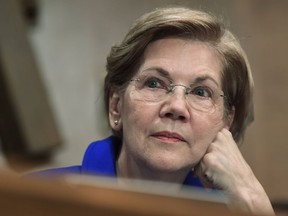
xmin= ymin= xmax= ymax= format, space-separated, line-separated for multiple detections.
xmin=224 ymin=106 xmax=235 ymax=130
xmin=109 ymin=91 xmax=122 ymax=131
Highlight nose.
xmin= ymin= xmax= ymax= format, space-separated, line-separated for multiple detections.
xmin=159 ymin=87 xmax=190 ymax=122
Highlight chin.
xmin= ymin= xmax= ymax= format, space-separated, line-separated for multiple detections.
xmin=145 ymin=154 xmax=192 ymax=173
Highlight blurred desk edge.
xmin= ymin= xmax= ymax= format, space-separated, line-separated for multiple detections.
xmin=0 ymin=171 xmax=260 ymax=216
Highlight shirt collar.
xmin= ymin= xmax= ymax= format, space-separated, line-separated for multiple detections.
xmin=81 ymin=136 xmax=120 ymax=176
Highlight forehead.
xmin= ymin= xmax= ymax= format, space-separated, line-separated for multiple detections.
xmin=138 ymin=38 xmax=223 ymax=84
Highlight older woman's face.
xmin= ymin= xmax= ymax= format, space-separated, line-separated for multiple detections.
xmin=111 ymin=38 xmax=230 ymax=175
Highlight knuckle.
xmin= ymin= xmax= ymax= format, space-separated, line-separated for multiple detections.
xmin=203 ymin=153 xmax=219 ymax=170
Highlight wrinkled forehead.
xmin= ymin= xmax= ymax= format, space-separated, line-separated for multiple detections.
xmin=137 ymin=38 xmax=223 ymax=86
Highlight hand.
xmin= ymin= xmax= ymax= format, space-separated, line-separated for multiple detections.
xmin=194 ymin=128 xmax=275 ymax=215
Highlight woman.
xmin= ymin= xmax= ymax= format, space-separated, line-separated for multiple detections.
xmin=36 ymin=7 xmax=274 ymax=215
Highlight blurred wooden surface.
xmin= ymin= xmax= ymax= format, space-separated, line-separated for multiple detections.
xmin=0 ymin=171 xmax=254 ymax=216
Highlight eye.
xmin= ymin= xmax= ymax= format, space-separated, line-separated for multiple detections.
xmin=143 ymin=77 xmax=166 ymax=89
xmin=191 ymin=86 xmax=212 ymax=98
xmin=146 ymin=79 xmax=158 ymax=88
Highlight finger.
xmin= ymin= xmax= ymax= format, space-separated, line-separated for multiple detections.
xmin=193 ymin=162 xmax=214 ymax=189
xmin=200 ymin=173 xmax=214 ymax=189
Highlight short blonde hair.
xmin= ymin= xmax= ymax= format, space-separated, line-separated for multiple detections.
xmin=105 ymin=7 xmax=254 ymax=143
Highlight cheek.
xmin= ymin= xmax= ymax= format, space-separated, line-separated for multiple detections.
xmin=120 ymin=93 xmax=159 ymax=157
xmin=187 ymin=112 xmax=225 ymax=165
xmin=191 ymin=111 xmax=225 ymax=143
xmin=121 ymin=91 xmax=154 ymax=135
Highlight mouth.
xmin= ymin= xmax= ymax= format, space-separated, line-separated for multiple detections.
xmin=151 ymin=131 xmax=186 ymax=143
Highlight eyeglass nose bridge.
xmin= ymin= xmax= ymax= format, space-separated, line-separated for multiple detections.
xmin=168 ymin=83 xmax=191 ymax=95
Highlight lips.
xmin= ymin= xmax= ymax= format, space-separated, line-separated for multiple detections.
xmin=151 ymin=131 xmax=186 ymax=143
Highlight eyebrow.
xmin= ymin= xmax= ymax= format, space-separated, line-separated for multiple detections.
xmin=193 ymin=75 xmax=220 ymax=88
xmin=141 ymin=66 xmax=221 ymax=87
xmin=142 ymin=67 xmax=171 ymax=79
